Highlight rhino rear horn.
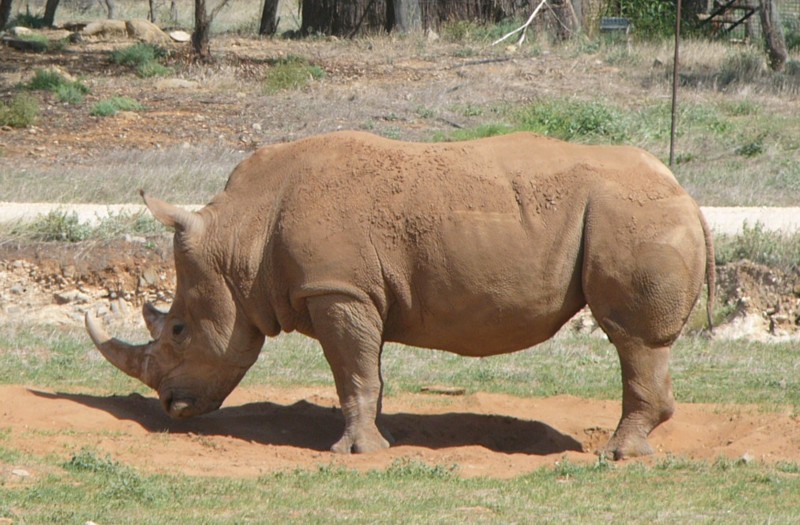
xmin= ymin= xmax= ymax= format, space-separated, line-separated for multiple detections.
xmin=85 ymin=312 xmax=159 ymax=389
xmin=140 ymin=190 xmax=204 ymax=238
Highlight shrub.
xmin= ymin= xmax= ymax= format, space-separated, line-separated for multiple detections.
xmin=11 ymin=11 xmax=47 ymax=29
xmin=783 ymin=15 xmax=800 ymax=51
xmin=22 ymin=211 xmax=91 ymax=242
xmin=109 ymin=43 xmax=167 ymax=67
xmin=26 ymin=69 xmax=67 ymax=91
xmin=718 ymin=48 xmax=764 ymax=86
xmin=606 ymin=0 xmax=675 ymax=40
xmin=90 ymin=97 xmax=144 ymax=117
xmin=25 ymin=69 xmax=90 ymax=102
xmin=136 ymin=60 xmax=172 ymax=78
xmin=0 ymin=94 xmax=39 ymax=128
xmin=55 ymin=83 xmax=87 ymax=104
xmin=715 ymin=221 xmax=800 ymax=272
xmin=263 ymin=56 xmax=325 ymax=94
xmin=515 ymin=99 xmax=629 ymax=142
xmin=109 ymin=44 xmax=172 ymax=77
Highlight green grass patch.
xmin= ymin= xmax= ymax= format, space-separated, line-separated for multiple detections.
xmin=23 ymin=69 xmax=90 ymax=103
xmin=4 ymin=323 xmax=798 ymax=408
xmin=90 ymin=97 xmax=144 ymax=117
xmin=109 ymin=43 xmax=173 ymax=77
xmin=435 ymin=98 xmax=632 ymax=143
xmin=263 ymin=56 xmax=325 ymax=95
xmin=0 ymin=94 xmax=39 ymax=128
xmin=2 ymin=451 xmax=800 ymax=524
xmin=515 ymin=99 xmax=630 ymax=142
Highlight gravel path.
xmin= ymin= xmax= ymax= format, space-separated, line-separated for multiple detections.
xmin=0 ymin=202 xmax=798 ymax=235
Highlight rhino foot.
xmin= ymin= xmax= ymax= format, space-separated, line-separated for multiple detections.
xmin=599 ymin=435 xmax=654 ymax=461
xmin=331 ymin=430 xmax=390 ymax=454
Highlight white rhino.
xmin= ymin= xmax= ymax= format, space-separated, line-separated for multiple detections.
xmin=87 ymin=131 xmax=714 ymax=459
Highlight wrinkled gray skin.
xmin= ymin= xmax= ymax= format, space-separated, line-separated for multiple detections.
xmin=87 ymin=131 xmax=714 ymax=459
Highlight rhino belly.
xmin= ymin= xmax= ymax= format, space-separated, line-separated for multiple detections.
xmin=383 ymin=211 xmax=585 ymax=356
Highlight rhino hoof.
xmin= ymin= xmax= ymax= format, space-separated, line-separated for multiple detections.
xmin=331 ymin=433 xmax=390 ymax=454
xmin=600 ymin=438 xmax=654 ymax=460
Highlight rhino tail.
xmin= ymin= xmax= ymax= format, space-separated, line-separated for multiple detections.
xmin=699 ymin=209 xmax=716 ymax=334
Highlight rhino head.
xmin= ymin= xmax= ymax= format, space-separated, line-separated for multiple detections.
xmin=86 ymin=192 xmax=265 ymax=419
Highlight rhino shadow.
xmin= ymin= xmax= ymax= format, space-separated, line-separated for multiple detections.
xmin=31 ymin=389 xmax=583 ymax=455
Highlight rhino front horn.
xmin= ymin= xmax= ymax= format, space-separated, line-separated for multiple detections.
xmin=85 ymin=312 xmax=159 ymax=389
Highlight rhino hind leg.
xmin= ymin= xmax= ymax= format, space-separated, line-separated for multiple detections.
xmin=307 ymin=294 xmax=390 ymax=454
xmin=599 ymin=336 xmax=674 ymax=460
xmin=586 ymin=242 xmax=702 ymax=459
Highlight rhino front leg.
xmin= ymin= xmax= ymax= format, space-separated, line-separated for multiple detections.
xmin=602 ymin=341 xmax=675 ymax=460
xmin=307 ymin=294 xmax=390 ymax=454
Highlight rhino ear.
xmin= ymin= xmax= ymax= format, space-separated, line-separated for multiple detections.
xmin=143 ymin=302 xmax=167 ymax=340
xmin=140 ymin=190 xmax=204 ymax=238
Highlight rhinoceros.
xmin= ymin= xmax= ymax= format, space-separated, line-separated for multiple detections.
xmin=86 ymin=130 xmax=714 ymax=459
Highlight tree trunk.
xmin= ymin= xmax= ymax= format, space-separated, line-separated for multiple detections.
xmin=759 ymin=0 xmax=787 ymax=71
xmin=0 ymin=0 xmax=14 ymax=30
xmin=302 ymin=0 xmax=528 ymax=36
xmin=148 ymin=0 xmax=155 ymax=22
xmin=392 ymin=0 xmax=421 ymax=33
xmin=42 ymin=0 xmax=60 ymax=27
xmin=105 ymin=0 xmax=116 ymax=19
xmin=193 ymin=0 xmax=212 ymax=60
xmin=302 ymin=0 xmax=390 ymax=36
xmin=259 ymin=0 xmax=280 ymax=35
xmin=170 ymin=0 xmax=178 ymax=23
xmin=551 ymin=0 xmax=580 ymax=40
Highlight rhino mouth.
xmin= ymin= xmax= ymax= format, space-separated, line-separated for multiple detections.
xmin=161 ymin=393 xmax=222 ymax=419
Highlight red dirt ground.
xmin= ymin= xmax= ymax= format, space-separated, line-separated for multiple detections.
xmin=2 ymin=384 xmax=799 ymax=480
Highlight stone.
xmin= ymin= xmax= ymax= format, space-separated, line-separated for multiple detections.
xmin=9 ymin=26 xmax=33 ymax=36
xmin=169 ymin=30 xmax=191 ymax=43
xmin=125 ymin=19 xmax=171 ymax=45
xmin=83 ymin=20 xmax=128 ymax=37
xmin=155 ymin=78 xmax=199 ymax=90
xmin=54 ymin=290 xmax=91 ymax=305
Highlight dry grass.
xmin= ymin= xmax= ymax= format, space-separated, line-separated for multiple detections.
xmin=0 ymin=145 xmax=245 ymax=204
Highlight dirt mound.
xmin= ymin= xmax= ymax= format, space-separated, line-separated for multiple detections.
xmin=2 ymin=385 xmax=798 ymax=480
xmin=0 ymin=238 xmax=175 ymax=325
xmin=715 ymin=261 xmax=800 ymax=339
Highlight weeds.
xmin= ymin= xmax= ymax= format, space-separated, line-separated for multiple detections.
xmin=55 ymin=83 xmax=88 ymax=105
xmin=24 ymin=69 xmax=90 ymax=104
xmin=515 ymin=99 xmax=629 ymax=142
xmin=90 ymin=97 xmax=144 ymax=117
xmin=715 ymin=221 xmax=800 ymax=272
xmin=263 ymin=56 xmax=325 ymax=94
xmin=18 ymin=210 xmax=92 ymax=242
xmin=11 ymin=11 xmax=47 ymax=29
xmin=7 ymin=210 xmax=165 ymax=242
xmin=0 ymin=94 xmax=39 ymax=128
xmin=109 ymin=44 xmax=172 ymax=78
xmin=718 ymin=48 xmax=765 ymax=87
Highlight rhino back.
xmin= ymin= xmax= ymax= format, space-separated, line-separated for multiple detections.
xmin=225 ymin=132 xmax=691 ymax=354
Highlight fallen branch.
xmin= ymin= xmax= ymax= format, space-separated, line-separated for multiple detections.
xmin=491 ymin=0 xmax=548 ymax=47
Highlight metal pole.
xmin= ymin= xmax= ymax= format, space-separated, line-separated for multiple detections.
xmin=669 ymin=0 xmax=682 ymax=167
